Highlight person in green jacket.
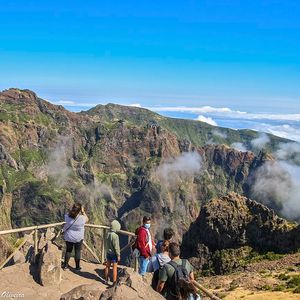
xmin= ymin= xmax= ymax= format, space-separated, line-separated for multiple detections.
xmin=104 ymin=220 xmax=121 ymax=284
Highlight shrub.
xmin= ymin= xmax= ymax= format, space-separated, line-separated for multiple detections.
xmin=278 ymin=273 xmax=290 ymax=281
xmin=261 ymin=285 xmax=272 ymax=291
xmin=293 ymin=286 xmax=300 ymax=293
xmin=273 ymin=284 xmax=286 ymax=291
xmin=287 ymin=275 xmax=300 ymax=288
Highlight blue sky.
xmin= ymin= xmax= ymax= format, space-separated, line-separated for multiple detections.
xmin=1 ymin=1 xmax=300 ymax=141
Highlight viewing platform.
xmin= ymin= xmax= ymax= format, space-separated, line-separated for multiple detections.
xmin=0 ymin=222 xmax=220 ymax=300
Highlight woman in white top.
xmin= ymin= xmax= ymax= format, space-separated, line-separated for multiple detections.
xmin=62 ymin=203 xmax=88 ymax=270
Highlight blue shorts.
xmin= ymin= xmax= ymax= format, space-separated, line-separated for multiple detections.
xmin=106 ymin=253 xmax=118 ymax=263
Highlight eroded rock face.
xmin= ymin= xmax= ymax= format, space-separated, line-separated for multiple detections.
xmin=38 ymin=242 xmax=62 ymax=286
xmin=182 ymin=193 xmax=300 ymax=274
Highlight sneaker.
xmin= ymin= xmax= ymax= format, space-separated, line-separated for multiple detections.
xmin=62 ymin=265 xmax=69 ymax=270
xmin=75 ymin=267 xmax=82 ymax=271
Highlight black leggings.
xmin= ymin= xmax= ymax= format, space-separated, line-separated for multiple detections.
xmin=64 ymin=240 xmax=83 ymax=268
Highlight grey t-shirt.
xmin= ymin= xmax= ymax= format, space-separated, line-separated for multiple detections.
xmin=63 ymin=214 xmax=86 ymax=243
xmin=158 ymin=258 xmax=194 ymax=282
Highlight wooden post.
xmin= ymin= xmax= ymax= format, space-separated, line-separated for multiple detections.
xmin=0 ymin=231 xmax=34 ymax=270
xmin=82 ymin=241 xmax=101 ymax=264
xmin=34 ymin=228 xmax=38 ymax=263
xmin=134 ymin=256 xmax=138 ymax=272
xmin=101 ymin=228 xmax=106 ymax=263
xmin=192 ymin=280 xmax=222 ymax=300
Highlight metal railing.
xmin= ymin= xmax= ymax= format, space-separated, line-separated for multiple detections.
xmin=0 ymin=222 xmax=220 ymax=300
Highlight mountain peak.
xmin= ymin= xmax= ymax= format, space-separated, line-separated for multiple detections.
xmin=1 ymin=88 xmax=38 ymax=101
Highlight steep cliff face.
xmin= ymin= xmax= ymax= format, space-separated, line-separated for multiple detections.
xmin=181 ymin=193 xmax=300 ymax=274
xmin=0 ymin=88 xmax=292 ymax=262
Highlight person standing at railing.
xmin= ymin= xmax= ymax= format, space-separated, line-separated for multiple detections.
xmin=133 ymin=216 xmax=155 ymax=277
xmin=62 ymin=203 xmax=88 ymax=271
xmin=104 ymin=219 xmax=121 ymax=285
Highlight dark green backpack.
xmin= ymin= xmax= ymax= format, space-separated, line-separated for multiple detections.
xmin=167 ymin=259 xmax=189 ymax=298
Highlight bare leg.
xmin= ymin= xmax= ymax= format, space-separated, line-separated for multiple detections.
xmin=112 ymin=262 xmax=118 ymax=283
xmin=105 ymin=261 xmax=111 ymax=281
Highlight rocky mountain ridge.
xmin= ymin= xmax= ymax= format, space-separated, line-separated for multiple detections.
xmin=0 ymin=88 xmax=296 ymax=266
xmin=182 ymin=193 xmax=300 ymax=274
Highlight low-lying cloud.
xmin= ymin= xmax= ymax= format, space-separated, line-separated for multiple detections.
xmin=46 ymin=137 xmax=72 ymax=187
xmin=195 ymin=115 xmax=218 ymax=126
xmin=253 ymin=123 xmax=300 ymax=143
xmin=147 ymin=105 xmax=300 ymax=122
xmin=251 ymin=133 xmax=270 ymax=150
xmin=251 ymin=142 xmax=300 ymax=220
xmin=77 ymin=180 xmax=113 ymax=209
xmin=152 ymin=151 xmax=203 ymax=189
xmin=146 ymin=105 xmax=300 ymax=143
xmin=251 ymin=160 xmax=300 ymax=220
xmin=148 ymin=105 xmax=244 ymax=115
xmin=231 ymin=142 xmax=248 ymax=152
xmin=212 ymin=130 xmax=227 ymax=139
xmin=276 ymin=142 xmax=300 ymax=165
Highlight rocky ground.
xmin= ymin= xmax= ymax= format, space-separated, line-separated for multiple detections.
xmin=201 ymin=252 xmax=300 ymax=299
xmin=2 ymin=252 xmax=300 ymax=300
xmin=0 ymin=260 xmax=163 ymax=300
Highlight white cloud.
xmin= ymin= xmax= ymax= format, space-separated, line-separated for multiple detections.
xmin=146 ymin=105 xmax=300 ymax=143
xmin=251 ymin=160 xmax=300 ymax=220
xmin=152 ymin=151 xmax=203 ymax=190
xmin=231 ymin=142 xmax=248 ymax=152
xmin=212 ymin=130 xmax=227 ymax=139
xmin=148 ymin=105 xmax=245 ymax=115
xmin=46 ymin=137 xmax=72 ymax=187
xmin=251 ymin=133 xmax=270 ymax=149
xmin=129 ymin=103 xmax=142 ymax=107
xmin=50 ymin=101 xmax=99 ymax=107
xmin=251 ymin=123 xmax=300 ymax=143
xmin=56 ymin=100 xmax=75 ymax=105
xmin=195 ymin=115 xmax=218 ymax=126
xmin=147 ymin=105 xmax=300 ymax=122
xmin=275 ymin=142 xmax=300 ymax=164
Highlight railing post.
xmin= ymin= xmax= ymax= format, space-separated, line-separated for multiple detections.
xmin=101 ymin=228 xmax=106 ymax=263
xmin=82 ymin=241 xmax=101 ymax=264
xmin=0 ymin=231 xmax=34 ymax=270
xmin=134 ymin=256 xmax=138 ymax=272
xmin=34 ymin=228 xmax=38 ymax=263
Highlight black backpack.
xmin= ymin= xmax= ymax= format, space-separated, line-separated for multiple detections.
xmin=167 ymin=260 xmax=189 ymax=298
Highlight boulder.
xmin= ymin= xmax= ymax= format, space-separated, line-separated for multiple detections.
xmin=38 ymin=242 xmax=62 ymax=286
xmin=61 ymin=268 xmax=164 ymax=300
xmin=60 ymin=283 xmax=103 ymax=300
xmin=12 ymin=250 xmax=26 ymax=265
xmin=38 ymin=228 xmax=56 ymax=250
